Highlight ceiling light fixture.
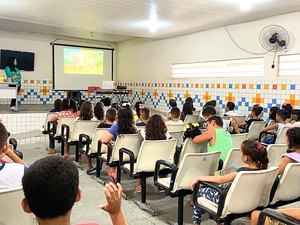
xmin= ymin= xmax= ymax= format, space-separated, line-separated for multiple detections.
xmin=218 ymin=0 xmax=273 ymax=12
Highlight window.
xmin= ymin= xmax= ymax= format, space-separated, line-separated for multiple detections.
xmin=279 ymin=54 xmax=300 ymax=76
xmin=172 ymin=57 xmax=264 ymax=78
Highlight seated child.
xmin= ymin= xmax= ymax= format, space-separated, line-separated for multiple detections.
xmin=224 ymin=101 xmax=237 ymax=116
xmin=167 ymin=99 xmax=177 ymax=120
xmin=0 ymin=123 xmax=27 ymax=188
xmin=190 ymin=140 xmax=269 ymax=225
xmin=231 ymin=106 xmax=263 ymax=133
xmin=263 ymin=109 xmax=289 ymax=133
xmin=49 ymin=99 xmax=62 ymax=113
xmin=21 ymin=156 xmax=127 ymax=225
xmin=98 ymin=108 xmax=117 ymax=128
xmin=166 ymin=107 xmax=184 ymax=125
xmin=136 ymin=107 xmax=151 ymax=126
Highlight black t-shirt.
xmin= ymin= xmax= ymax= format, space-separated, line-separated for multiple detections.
xmin=97 ymin=123 xmax=112 ymax=128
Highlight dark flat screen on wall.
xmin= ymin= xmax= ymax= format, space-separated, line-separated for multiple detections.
xmin=0 ymin=49 xmax=35 ymax=71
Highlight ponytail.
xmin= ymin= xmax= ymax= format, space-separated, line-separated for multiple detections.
xmin=241 ymin=140 xmax=269 ymax=170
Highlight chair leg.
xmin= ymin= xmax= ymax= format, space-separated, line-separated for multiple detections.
xmin=178 ymin=195 xmax=184 ymax=225
xmin=61 ymin=140 xmax=64 ymax=156
xmin=141 ymin=178 xmax=147 ymax=203
xmin=96 ymin=156 xmax=102 ymax=178
xmin=75 ymin=143 xmax=79 ymax=162
xmin=116 ymin=166 xmax=121 ymax=184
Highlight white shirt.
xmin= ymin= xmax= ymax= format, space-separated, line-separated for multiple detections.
xmin=0 ymin=163 xmax=26 ymax=189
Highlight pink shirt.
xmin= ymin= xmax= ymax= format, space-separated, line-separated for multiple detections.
xmin=52 ymin=110 xmax=80 ymax=120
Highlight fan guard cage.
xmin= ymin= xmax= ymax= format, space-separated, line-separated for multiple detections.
xmin=259 ymin=25 xmax=289 ymax=51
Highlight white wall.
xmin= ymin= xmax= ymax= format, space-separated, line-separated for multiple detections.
xmin=117 ymin=11 xmax=300 ymax=82
xmin=0 ymin=31 xmax=117 ymax=80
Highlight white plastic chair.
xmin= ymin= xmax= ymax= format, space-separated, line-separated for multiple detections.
xmin=154 ymin=152 xmax=221 ymax=225
xmin=222 ymin=148 xmax=244 ymax=170
xmin=167 ymin=124 xmax=185 ymax=147
xmin=178 ymin=138 xmax=207 ymax=164
xmin=184 ymin=114 xmax=200 ymax=124
xmin=270 ymin=163 xmax=300 ymax=206
xmin=193 ymin=167 xmax=279 ymax=224
xmin=267 ymin=144 xmax=287 ymax=167
xmin=0 ymin=186 xmax=35 ymax=225
xmin=41 ymin=112 xmax=56 ymax=134
xmin=246 ymin=121 xmax=266 ymax=140
xmin=230 ymin=133 xmax=248 ymax=148
xmin=62 ymin=120 xmax=100 ymax=161
xmin=119 ymin=139 xmax=177 ymax=207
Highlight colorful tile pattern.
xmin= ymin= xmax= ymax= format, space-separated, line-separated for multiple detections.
xmin=1 ymin=78 xmax=299 ymax=117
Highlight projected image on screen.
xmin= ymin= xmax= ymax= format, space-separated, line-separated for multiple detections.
xmin=64 ymin=48 xmax=104 ymax=75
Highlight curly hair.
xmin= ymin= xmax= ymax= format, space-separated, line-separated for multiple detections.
xmin=117 ymin=108 xmax=136 ymax=134
xmin=79 ymin=101 xmax=93 ymax=120
xmin=145 ymin=114 xmax=167 ymax=140
xmin=286 ymin=127 xmax=300 ymax=150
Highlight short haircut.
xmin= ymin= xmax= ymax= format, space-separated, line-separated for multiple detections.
xmin=105 ymin=108 xmax=117 ymax=122
xmin=252 ymin=106 xmax=263 ymax=116
xmin=170 ymin=107 xmax=181 ymax=119
xmin=226 ymin=101 xmax=235 ymax=111
xmin=101 ymin=97 xmax=111 ymax=107
xmin=202 ymin=105 xmax=216 ymax=118
xmin=169 ymin=99 xmax=177 ymax=108
xmin=277 ymin=109 xmax=289 ymax=121
xmin=53 ymin=99 xmax=62 ymax=108
xmin=22 ymin=156 xmax=79 ymax=219
xmin=207 ymin=115 xmax=223 ymax=127
xmin=140 ymin=107 xmax=150 ymax=120
xmin=0 ymin=123 xmax=8 ymax=150
xmin=291 ymin=109 xmax=300 ymax=121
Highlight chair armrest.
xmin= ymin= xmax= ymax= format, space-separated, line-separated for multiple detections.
xmin=154 ymin=160 xmax=178 ymax=191
xmin=258 ymin=208 xmax=300 ymax=225
xmin=79 ymin=134 xmax=90 ymax=155
xmin=193 ymin=181 xmax=228 ymax=218
xmin=119 ymin=148 xmax=135 ymax=174
xmin=61 ymin=124 xmax=70 ymax=142
xmin=47 ymin=121 xmax=57 ymax=135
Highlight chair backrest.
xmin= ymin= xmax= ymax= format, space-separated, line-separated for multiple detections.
xmin=222 ymin=148 xmax=244 ymax=170
xmin=271 ymin=163 xmax=300 ymax=204
xmin=111 ymin=134 xmax=143 ymax=162
xmin=231 ymin=133 xmax=248 ymax=149
xmin=221 ymin=167 xmax=279 ymax=218
xmin=135 ymin=139 xmax=177 ymax=172
xmin=167 ymin=124 xmax=185 ymax=147
xmin=0 ymin=186 xmax=34 ymax=225
xmin=267 ymin=144 xmax=287 ymax=167
xmin=44 ymin=112 xmax=56 ymax=131
xmin=167 ymin=124 xmax=185 ymax=132
xmin=246 ymin=121 xmax=266 ymax=140
xmin=70 ymin=120 xmax=99 ymax=140
xmin=184 ymin=114 xmax=199 ymax=124
xmin=172 ymin=152 xmax=221 ymax=191
xmin=56 ymin=116 xmax=77 ymax=135
xmin=233 ymin=115 xmax=246 ymax=125
xmin=89 ymin=128 xmax=109 ymax=154
xmin=179 ymin=138 xmax=207 ymax=164
xmin=274 ymin=126 xmax=290 ymax=144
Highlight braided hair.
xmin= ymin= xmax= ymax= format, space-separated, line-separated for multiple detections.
xmin=241 ymin=140 xmax=269 ymax=169
xmin=286 ymin=127 xmax=300 ymax=150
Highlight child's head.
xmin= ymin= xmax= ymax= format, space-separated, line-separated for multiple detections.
xmin=290 ymin=109 xmax=300 ymax=122
xmin=251 ymin=106 xmax=263 ymax=117
xmin=182 ymin=102 xmax=194 ymax=115
xmin=0 ymin=123 xmax=8 ymax=153
xmin=282 ymin=103 xmax=293 ymax=118
xmin=53 ymin=99 xmax=62 ymax=109
xmin=185 ymin=97 xmax=193 ymax=103
xmin=169 ymin=99 xmax=177 ymax=108
xmin=286 ymin=127 xmax=300 ymax=150
xmin=202 ymin=106 xmax=216 ymax=120
xmin=268 ymin=106 xmax=279 ymax=120
xmin=22 ymin=156 xmax=80 ymax=220
xmin=105 ymin=108 xmax=117 ymax=123
xmin=94 ymin=101 xmax=105 ymax=121
xmin=276 ymin=109 xmax=289 ymax=122
xmin=79 ymin=101 xmax=93 ymax=120
xmin=145 ymin=114 xmax=167 ymax=140
xmin=111 ymin=102 xmax=121 ymax=111
xmin=134 ymin=101 xmax=143 ymax=118
xmin=101 ymin=97 xmax=111 ymax=107
xmin=139 ymin=107 xmax=151 ymax=122
xmin=241 ymin=140 xmax=269 ymax=169
xmin=206 ymin=115 xmax=223 ymax=128
xmin=70 ymin=99 xmax=78 ymax=112
xmin=226 ymin=101 xmax=235 ymax=111
xmin=170 ymin=107 xmax=181 ymax=120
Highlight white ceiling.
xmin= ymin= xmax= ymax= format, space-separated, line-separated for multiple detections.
xmin=0 ymin=0 xmax=300 ymax=43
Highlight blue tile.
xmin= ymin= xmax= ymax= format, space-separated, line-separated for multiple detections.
xmin=291 ymin=84 xmax=296 ymax=90
xmin=205 ymin=84 xmax=209 ymax=88
xmin=256 ymin=84 xmax=261 ymax=89
xmin=229 ymin=84 xmax=233 ymax=89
